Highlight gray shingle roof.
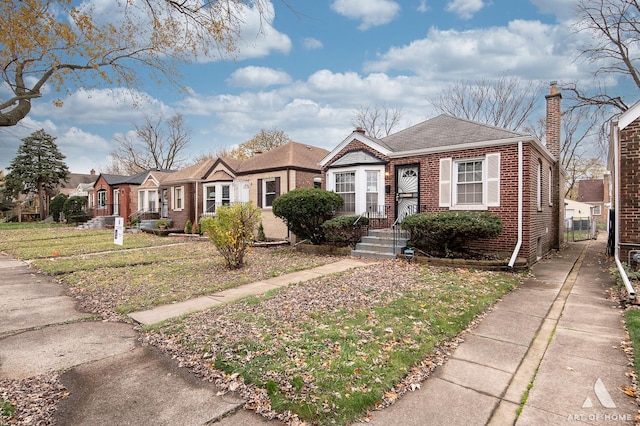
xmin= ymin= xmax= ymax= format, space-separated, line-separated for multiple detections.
xmin=380 ymin=114 xmax=529 ymax=152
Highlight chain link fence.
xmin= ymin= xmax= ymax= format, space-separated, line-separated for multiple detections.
xmin=564 ymin=217 xmax=598 ymax=242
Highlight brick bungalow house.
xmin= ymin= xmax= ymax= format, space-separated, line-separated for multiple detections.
xmin=320 ymin=82 xmax=565 ymax=266
xmin=608 ymin=100 xmax=640 ymax=298
xmin=92 ymin=169 xmax=172 ymax=222
xmin=161 ymin=142 xmax=328 ymax=239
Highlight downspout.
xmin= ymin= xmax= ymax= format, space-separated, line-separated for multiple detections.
xmin=194 ymin=181 xmax=199 ymax=226
xmin=508 ymin=141 xmax=523 ymax=267
xmin=613 ymin=124 xmax=636 ymax=300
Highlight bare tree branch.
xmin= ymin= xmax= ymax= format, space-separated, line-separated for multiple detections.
xmin=429 ymin=75 xmax=544 ymax=132
xmin=108 ymin=113 xmax=191 ymax=174
xmin=350 ymin=103 xmax=403 ymax=139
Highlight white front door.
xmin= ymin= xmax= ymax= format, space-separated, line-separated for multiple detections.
xmin=113 ymin=189 xmax=120 ymax=216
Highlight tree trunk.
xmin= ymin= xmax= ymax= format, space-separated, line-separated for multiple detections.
xmin=38 ymin=182 xmax=45 ymax=220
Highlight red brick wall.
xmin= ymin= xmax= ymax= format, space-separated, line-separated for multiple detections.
xmin=618 ymin=118 xmax=640 ymax=261
xmin=323 ymin=140 xmax=560 ymax=265
xmin=163 ymin=183 xmax=196 ymax=231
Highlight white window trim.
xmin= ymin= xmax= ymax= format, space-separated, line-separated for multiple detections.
xmin=172 ymin=186 xmax=184 ymax=211
xmin=262 ymin=178 xmax=276 ymax=209
xmin=326 ymin=165 xmax=385 ymax=214
xmin=537 ymin=161 xmax=543 ymax=212
xmin=440 ymin=153 xmax=500 ymax=210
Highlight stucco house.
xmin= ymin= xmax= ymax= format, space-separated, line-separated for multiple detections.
xmin=320 ymin=82 xmax=565 ymax=266
xmin=564 ymin=199 xmax=593 ymax=220
xmin=161 ymin=142 xmax=328 ymax=239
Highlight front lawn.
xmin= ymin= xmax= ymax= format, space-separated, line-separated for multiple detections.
xmin=144 ymin=262 xmax=520 ymax=425
xmin=0 ymin=224 xmax=523 ymax=424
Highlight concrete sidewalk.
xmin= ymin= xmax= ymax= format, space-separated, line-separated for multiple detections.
xmin=358 ymin=235 xmax=637 ymax=425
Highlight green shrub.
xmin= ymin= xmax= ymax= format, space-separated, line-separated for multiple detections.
xmin=272 ymin=188 xmax=343 ymax=244
xmin=184 ymin=220 xmax=192 ymax=234
xmin=200 ymin=202 xmax=261 ymax=269
xmin=62 ymin=196 xmax=88 ymax=224
xmin=401 ymin=211 xmax=503 ymax=256
xmin=322 ymin=215 xmax=369 ymax=247
xmin=50 ymin=193 xmax=68 ymax=222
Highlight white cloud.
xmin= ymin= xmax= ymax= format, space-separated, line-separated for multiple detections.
xmin=418 ymin=0 xmax=430 ymax=13
xmin=446 ymin=0 xmax=486 ymax=20
xmin=33 ymin=88 xmax=171 ymax=125
xmin=363 ymin=20 xmax=585 ymax=82
xmin=303 ymin=38 xmax=324 ymax=50
xmin=530 ymin=0 xmax=578 ymax=21
xmin=231 ymin=1 xmax=292 ymax=61
xmin=331 ymin=0 xmax=401 ymax=30
xmin=227 ymin=66 xmax=293 ymax=88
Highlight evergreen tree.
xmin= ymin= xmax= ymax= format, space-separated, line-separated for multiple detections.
xmin=5 ymin=129 xmax=69 ymax=219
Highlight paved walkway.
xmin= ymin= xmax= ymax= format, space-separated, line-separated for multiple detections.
xmin=129 ymin=258 xmax=373 ymax=325
xmin=1 ymin=235 xmax=637 ymax=425
xmin=357 ymin=235 xmax=637 ymax=425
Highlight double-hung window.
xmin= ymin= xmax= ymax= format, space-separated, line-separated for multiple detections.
xmin=258 ymin=177 xmax=280 ymax=208
xmin=173 ymin=186 xmax=183 ymax=210
xmin=97 ymin=190 xmax=107 ymax=208
xmin=456 ymin=161 xmax=483 ymax=205
xmin=335 ymin=172 xmax=356 ymax=214
xmin=221 ymin=185 xmax=230 ymax=206
xmin=439 ymin=153 xmax=500 ymax=210
xmin=366 ymin=171 xmax=379 ymax=213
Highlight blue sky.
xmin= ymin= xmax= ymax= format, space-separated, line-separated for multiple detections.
xmin=0 ymin=0 xmax=625 ymax=173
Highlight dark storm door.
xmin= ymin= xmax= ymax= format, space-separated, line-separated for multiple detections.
xmin=395 ymin=165 xmax=419 ymax=220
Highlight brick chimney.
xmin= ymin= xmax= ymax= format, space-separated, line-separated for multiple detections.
xmin=545 ymin=81 xmax=561 ymax=158
xmin=354 ymin=127 xmax=365 ymax=135
xmin=545 ymin=80 xmax=563 ymax=250
xmin=90 ymin=168 xmax=96 ymax=175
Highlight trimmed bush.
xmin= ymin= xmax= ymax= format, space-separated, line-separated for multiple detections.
xmin=322 ymin=215 xmax=369 ymax=247
xmin=401 ymin=211 xmax=503 ymax=256
xmin=62 ymin=196 xmax=88 ymax=224
xmin=272 ymin=188 xmax=343 ymax=244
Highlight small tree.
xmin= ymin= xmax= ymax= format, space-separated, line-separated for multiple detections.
xmin=401 ymin=211 xmax=503 ymax=256
xmin=272 ymin=188 xmax=344 ymax=244
xmin=50 ymin=193 xmax=68 ymax=222
xmin=200 ymin=202 xmax=261 ymax=269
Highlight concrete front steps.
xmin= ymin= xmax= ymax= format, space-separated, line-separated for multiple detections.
xmin=77 ymin=216 xmax=106 ymax=230
xmin=351 ymin=228 xmax=408 ymax=259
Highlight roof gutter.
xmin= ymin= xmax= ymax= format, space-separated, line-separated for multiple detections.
xmin=612 ymin=123 xmax=636 ymax=300
xmin=508 ymin=141 xmax=523 ymax=268
xmin=387 ymin=136 xmax=555 ymax=163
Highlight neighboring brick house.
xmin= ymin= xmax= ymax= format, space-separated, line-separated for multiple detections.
xmin=162 ymin=142 xmax=328 ymax=239
xmin=92 ymin=169 xmax=172 ymax=222
xmin=608 ymin=100 xmax=640 ymax=271
xmin=158 ymin=158 xmax=217 ymax=231
xmin=577 ymin=175 xmax=611 ymax=224
xmin=320 ymin=83 xmax=565 ymax=266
